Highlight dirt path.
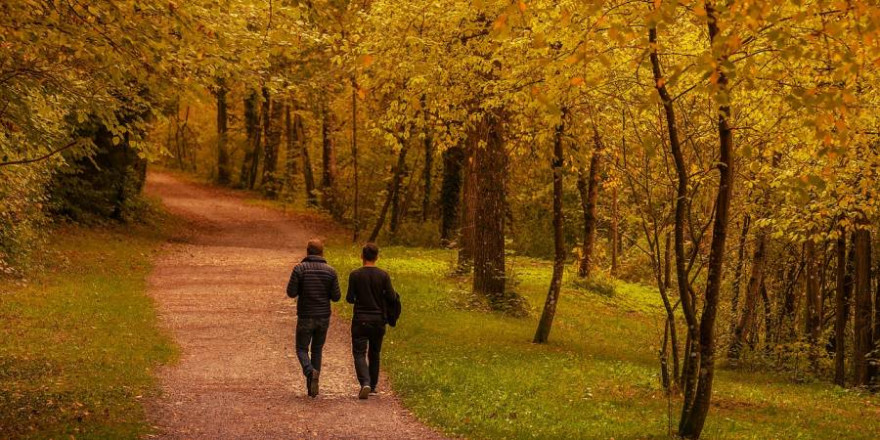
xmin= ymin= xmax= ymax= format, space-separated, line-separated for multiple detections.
xmin=143 ymin=172 xmax=445 ymax=439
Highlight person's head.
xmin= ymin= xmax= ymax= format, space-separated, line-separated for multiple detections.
xmin=361 ymin=242 xmax=379 ymax=264
xmin=306 ymin=238 xmax=324 ymax=256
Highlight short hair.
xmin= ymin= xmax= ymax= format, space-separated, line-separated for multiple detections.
xmin=307 ymin=238 xmax=324 ymax=256
xmin=362 ymin=242 xmax=379 ymax=262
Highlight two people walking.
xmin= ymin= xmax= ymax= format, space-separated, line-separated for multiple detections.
xmin=285 ymin=239 xmax=400 ymax=399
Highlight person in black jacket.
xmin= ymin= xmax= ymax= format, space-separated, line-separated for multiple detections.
xmin=346 ymin=242 xmax=399 ymax=399
xmin=286 ymin=238 xmax=341 ymax=398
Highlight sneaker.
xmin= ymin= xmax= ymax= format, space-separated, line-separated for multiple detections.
xmin=369 ymin=386 xmax=378 ymax=395
xmin=358 ymin=385 xmax=371 ymax=400
xmin=309 ymin=370 xmax=320 ymax=398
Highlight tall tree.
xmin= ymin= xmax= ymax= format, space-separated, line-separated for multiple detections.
xmin=834 ymin=232 xmax=854 ymax=386
xmin=534 ymin=117 xmax=566 ymax=343
xmin=215 ymin=80 xmax=231 ymax=185
xmin=471 ymin=114 xmax=508 ymax=308
xmin=440 ymin=146 xmax=465 ymax=245
xmin=241 ymin=90 xmax=262 ymax=189
xmin=853 ymin=227 xmax=874 ymax=387
xmin=284 ymin=105 xmax=300 ymax=198
xmin=262 ymin=89 xmax=283 ymax=198
xmin=576 ymin=124 xmax=604 ymax=279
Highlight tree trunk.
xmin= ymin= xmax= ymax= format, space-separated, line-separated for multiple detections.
xmin=834 ymin=233 xmax=853 ymax=386
xmin=679 ymin=3 xmax=735 ymax=436
xmin=262 ymin=88 xmax=283 ymax=198
xmin=804 ymin=239 xmax=822 ymax=369
xmin=389 ymin=140 xmax=409 ymax=236
xmin=216 ymin=81 xmax=231 ymax=185
xmin=728 ymin=214 xmax=751 ymax=341
xmin=321 ymin=101 xmax=338 ymax=215
xmin=853 ymin=228 xmax=874 ymax=387
xmin=284 ymin=105 xmax=300 ymax=197
xmin=728 ymin=230 xmax=766 ymax=361
xmin=577 ymin=125 xmax=603 ymax=279
xmin=760 ymin=280 xmax=773 ymax=352
xmin=534 ymin=118 xmax=565 ymax=343
xmin=352 ymin=81 xmax=360 ymax=241
xmin=369 ymin=142 xmax=410 ymax=243
xmin=457 ymin=144 xmax=477 ymax=272
xmin=422 ymin=131 xmax=434 ymax=223
xmin=440 ymin=146 xmax=464 ymax=246
xmin=241 ymin=90 xmax=261 ymax=189
xmin=296 ymin=111 xmax=317 ymax=207
xmin=472 ymin=114 xmax=508 ymax=308
xmin=649 ymin=22 xmax=699 ymax=429
xmin=610 ymin=185 xmax=619 ymax=276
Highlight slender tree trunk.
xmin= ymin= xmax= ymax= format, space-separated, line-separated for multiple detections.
xmin=174 ymin=99 xmax=183 ymax=169
xmin=664 ymin=231 xmax=672 ymax=290
xmin=262 ymin=88 xmax=282 ymax=198
xmin=649 ymin=22 xmax=699 ymax=426
xmin=804 ymin=239 xmax=822 ymax=369
xmin=472 ymin=114 xmax=508 ymax=308
xmin=422 ymin=131 xmax=434 ymax=223
xmin=216 ymin=81 xmax=231 ymax=184
xmin=759 ymin=280 xmax=772 ymax=352
xmin=284 ymin=105 xmax=300 ymax=197
xmin=534 ymin=117 xmax=566 ymax=343
xmin=729 ymin=230 xmax=766 ymax=361
xmin=321 ymin=101 xmax=338 ymax=215
xmin=369 ymin=142 xmax=410 ymax=243
xmin=241 ymin=90 xmax=261 ymax=189
xmin=834 ymin=233 xmax=853 ymax=386
xmin=577 ymin=126 xmax=603 ymax=278
xmin=679 ymin=3 xmax=735 ymax=436
xmin=389 ymin=141 xmax=409 ymax=236
xmin=610 ymin=185 xmax=619 ymax=276
xmin=853 ymin=228 xmax=874 ymax=387
xmin=352 ymin=80 xmax=360 ymax=241
xmin=776 ymin=258 xmax=804 ymax=343
xmin=296 ymin=111 xmax=317 ymax=207
xmin=728 ymin=214 xmax=751 ymax=340
xmin=440 ymin=146 xmax=464 ymax=246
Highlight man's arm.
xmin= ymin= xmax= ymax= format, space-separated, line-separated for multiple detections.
xmin=346 ymin=272 xmax=356 ymax=304
xmin=384 ymin=272 xmax=399 ymax=301
xmin=329 ymin=269 xmax=342 ymax=302
xmin=286 ymin=265 xmax=302 ymax=298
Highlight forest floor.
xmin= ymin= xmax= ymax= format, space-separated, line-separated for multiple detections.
xmin=142 ymin=171 xmax=445 ymax=439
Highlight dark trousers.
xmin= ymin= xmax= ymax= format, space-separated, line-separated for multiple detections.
xmin=296 ymin=316 xmax=330 ymax=376
xmin=351 ymin=320 xmax=386 ymax=388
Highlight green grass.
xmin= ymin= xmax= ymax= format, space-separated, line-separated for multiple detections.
xmin=325 ymin=244 xmax=880 ymax=440
xmin=0 ymin=219 xmax=177 ymax=439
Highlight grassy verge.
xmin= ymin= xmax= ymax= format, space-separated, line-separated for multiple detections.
xmin=0 ymin=207 xmax=177 ymax=439
xmin=324 ymin=244 xmax=880 ymax=440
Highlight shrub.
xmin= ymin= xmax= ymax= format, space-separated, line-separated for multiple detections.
xmin=0 ymin=165 xmax=51 ymax=274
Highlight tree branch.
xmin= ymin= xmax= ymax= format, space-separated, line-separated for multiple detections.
xmin=0 ymin=140 xmax=81 ymax=167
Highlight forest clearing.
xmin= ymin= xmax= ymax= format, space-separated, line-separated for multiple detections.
xmin=3 ymin=1 xmax=880 ymax=439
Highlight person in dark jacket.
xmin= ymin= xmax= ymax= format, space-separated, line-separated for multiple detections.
xmin=346 ymin=242 xmax=399 ymax=399
xmin=286 ymin=238 xmax=341 ymax=398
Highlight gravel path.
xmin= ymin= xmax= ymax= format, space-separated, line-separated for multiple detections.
xmin=143 ymin=171 xmax=446 ymax=439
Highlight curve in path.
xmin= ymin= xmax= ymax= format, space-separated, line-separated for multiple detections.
xmin=143 ymin=171 xmax=446 ymax=440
